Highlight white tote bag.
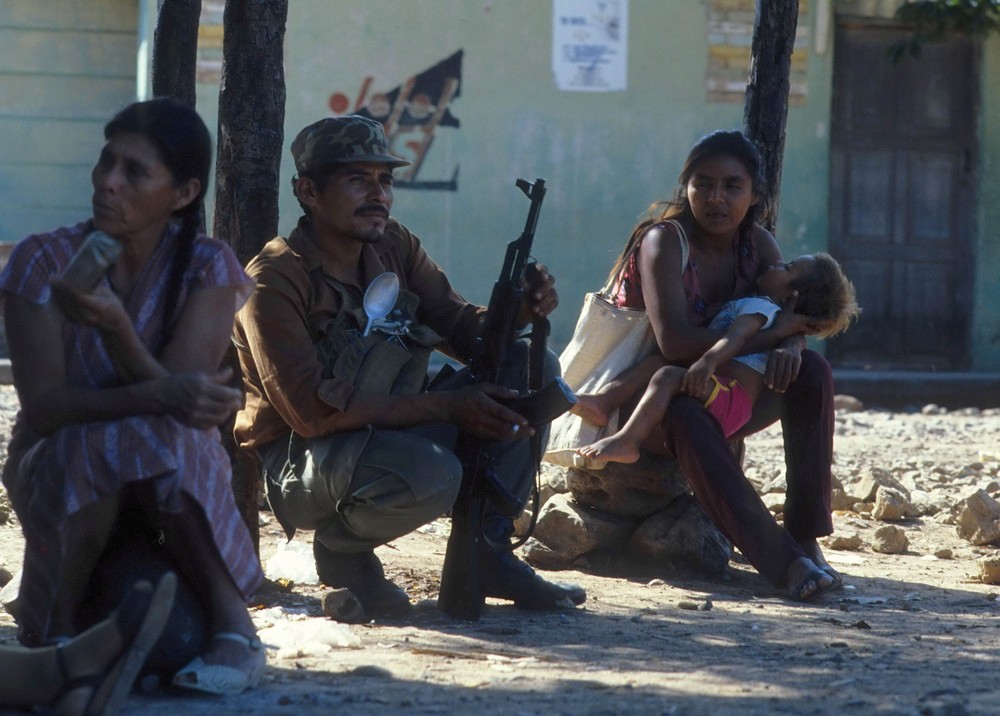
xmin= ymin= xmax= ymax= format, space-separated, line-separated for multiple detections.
xmin=544 ymin=220 xmax=689 ymax=467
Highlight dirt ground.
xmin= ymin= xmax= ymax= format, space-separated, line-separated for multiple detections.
xmin=1 ymin=385 xmax=999 ymax=716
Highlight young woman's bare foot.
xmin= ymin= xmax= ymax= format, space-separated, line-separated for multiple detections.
xmin=570 ymin=394 xmax=611 ymax=427
xmin=785 ymin=556 xmax=836 ymax=602
xmin=576 ymin=434 xmax=641 ymax=465
xmin=798 ymin=538 xmax=844 ymax=587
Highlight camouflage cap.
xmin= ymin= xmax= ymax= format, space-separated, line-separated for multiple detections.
xmin=291 ymin=115 xmax=410 ymax=174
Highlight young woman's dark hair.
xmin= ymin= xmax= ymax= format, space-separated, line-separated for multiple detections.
xmin=607 ymin=130 xmax=769 ymax=286
xmin=104 ymin=97 xmax=212 ymax=349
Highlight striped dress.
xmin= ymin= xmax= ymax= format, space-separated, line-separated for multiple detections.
xmin=0 ymin=220 xmax=264 ymax=645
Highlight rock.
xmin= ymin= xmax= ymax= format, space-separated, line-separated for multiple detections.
xmin=530 ymin=493 xmax=634 ymax=561
xmin=0 ymin=564 xmax=11 ymax=589
xmin=824 ymin=533 xmax=864 ymax=551
xmin=907 ymin=489 xmax=940 ymax=517
xmin=521 ymin=536 xmax=578 ymax=571
xmin=955 ymin=490 xmax=1000 ymax=546
xmin=834 ymin=394 xmax=864 ymax=412
xmin=539 ymin=462 xmax=568 ymax=495
xmin=518 ymin=465 xmax=572 ymax=535
xmin=762 ymin=492 xmax=784 ymax=514
xmin=852 ymin=467 xmax=911 ymax=503
xmin=934 ymin=548 xmax=953 ymax=559
xmin=872 ymin=486 xmax=913 ymax=521
xmin=853 ymin=501 xmax=875 ymax=516
xmin=975 ymin=556 xmax=1000 ymax=584
xmin=322 ymin=587 xmax=368 ymax=624
xmin=0 ymin=569 xmax=19 ymax=618
xmin=831 ymin=488 xmax=856 ymax=512
xmin=871 ymin=525 xmax=909 ymax=554
xmin=628 ymin=495 xmax=732 ymax=576
xmin=758 ymin=473 xmax=787 ymax=495
xmin=567 ymin=454 xmax=688 ymax=518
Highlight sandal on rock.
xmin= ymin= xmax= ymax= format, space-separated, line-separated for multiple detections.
xmin=572 ymin=452 xmax=607 ymax=471
xmin=172 ymin=632 xmax=266 ymax=696
xmin=54 ymin=572 xmax=177 ymax=716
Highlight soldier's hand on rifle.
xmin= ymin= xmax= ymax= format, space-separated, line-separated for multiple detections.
xmin=516 ymin=263 xmax=558 ymax=328
xmin=446 ymin=384 xmax=533 ymax=441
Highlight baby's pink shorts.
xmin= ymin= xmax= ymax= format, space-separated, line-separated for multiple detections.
xmin=703 ymin=374 xmax=752 ymax=438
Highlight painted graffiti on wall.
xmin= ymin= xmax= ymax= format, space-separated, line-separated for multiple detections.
xmin=329 ymin=51 xmax=463 ymax=191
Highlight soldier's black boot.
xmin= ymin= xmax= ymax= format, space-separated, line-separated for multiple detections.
xmin=478 ymin=513 xmax=586 ymax=610
xmin=313 ymin=540 xmax=412 ymax=618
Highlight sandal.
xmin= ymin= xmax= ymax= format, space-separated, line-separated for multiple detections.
xmin=172 ymin=631 xmax=266 ymax=695
xmin=54 ymin=572 xmax=177 ymax=716
xmin=572 ymin=452 xmax=607 ymax=471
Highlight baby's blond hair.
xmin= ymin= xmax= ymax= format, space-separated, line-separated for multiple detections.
xmin=791 ymin=253 xmax=861 ymax=338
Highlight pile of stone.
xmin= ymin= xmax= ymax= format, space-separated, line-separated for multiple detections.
xmin=519 ymin=400 xmax=1000 ymax=586
xmin=518 ymin=456 xmax=732 ymax=577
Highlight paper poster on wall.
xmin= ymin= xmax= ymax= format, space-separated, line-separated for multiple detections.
xmin=552 ymin=0 xmax=628 ymax=92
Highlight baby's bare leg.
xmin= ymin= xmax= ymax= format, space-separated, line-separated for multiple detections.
xmin=578 ymin=364 xmax=686 ymax=464
xmin=572 ymin=354 xmax=667 ymax=427
xmin=570 ymin=394 xmax=614 ymax=428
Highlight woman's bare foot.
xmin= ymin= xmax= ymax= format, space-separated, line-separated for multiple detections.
xmin=785 ymin=556 xmax=836 ymax=602
xmin=570 ymin=394 xmax=611 ymax=427
xmin=577 ymin=434 xmax=641 ymax=465
xmin=798 ymin=538 xmax=844 ymax=587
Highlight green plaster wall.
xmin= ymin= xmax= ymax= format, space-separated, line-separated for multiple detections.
xmin=197 ymin=0 xmax=839 ymax=350
xmin=0 ymin=0 xmax=138 ymax=245
xmin=4 ymin=1 xmax=994 ymax=363
xmin=972 ymin=35 xmax=1000 ymax=370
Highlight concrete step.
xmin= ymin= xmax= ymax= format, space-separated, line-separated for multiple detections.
xmin=0 ymin=359 xmax=994 ymax=411
xmin=833 ymin=369 xmax=1000 ymax=411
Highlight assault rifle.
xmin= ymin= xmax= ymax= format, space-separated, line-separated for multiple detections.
xmin=438 ymin=177 xmax=576 ymax=620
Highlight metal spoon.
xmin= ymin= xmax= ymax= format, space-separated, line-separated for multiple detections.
xmin=362 ymin=271 xmax=400 ymax=336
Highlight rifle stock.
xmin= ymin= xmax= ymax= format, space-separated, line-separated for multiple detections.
xmin=438 ymin=178 xmax=575 ymax=620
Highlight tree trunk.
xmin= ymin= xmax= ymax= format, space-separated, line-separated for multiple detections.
xmin=214 ymin=0 xmax=288 ymax=551
xmin=742 ymin=0 xmax=799 ymax=233
xmin=214 ymin=0 xmax=288 ymax=265
xmin=151 ymin=0 xmax=201 ymax=105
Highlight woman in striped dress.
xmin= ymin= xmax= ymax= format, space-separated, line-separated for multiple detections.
xmin=1 ymin=98 xmax=265 ymax=696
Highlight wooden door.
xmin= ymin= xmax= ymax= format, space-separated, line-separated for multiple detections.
xmin=827 ymin=23 xmax=977 ymax=370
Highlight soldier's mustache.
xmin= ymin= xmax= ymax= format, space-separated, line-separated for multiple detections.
xmin=356 ymin=204 xmax=389 ymax=218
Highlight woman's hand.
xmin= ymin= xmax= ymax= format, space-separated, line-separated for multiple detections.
xmin=158 ymin=367 xmax=244 ymax=429
xmin=517 ymin=264 xmax=558 ymax=327
xmin=445 ymin=383 xmax=532 ymax=441
xmin=764 ymin=339 xmax=803 ymax=393
xmin=50 ymin=281 xmax=129 ymax=333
